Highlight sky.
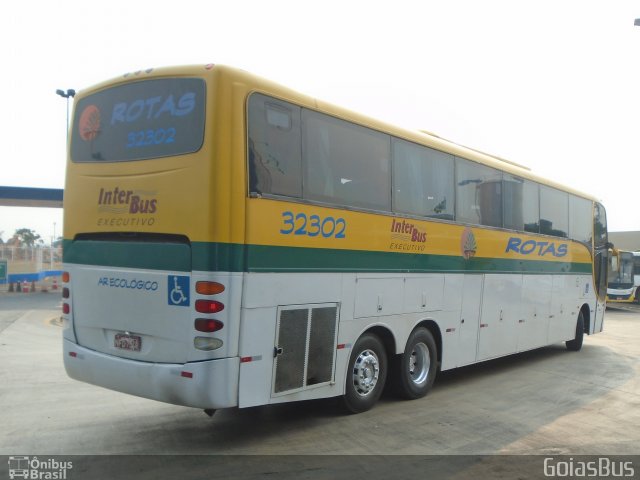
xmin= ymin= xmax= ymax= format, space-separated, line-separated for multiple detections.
xmin=2 ymin=0 xmax=639 ymax=243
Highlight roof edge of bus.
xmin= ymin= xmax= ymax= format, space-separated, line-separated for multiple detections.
xmin=75 ymin=64 xmax=223 ymax=96
xmin=418 ymin=130 xmax=532 ymax=171
xmin=73 ymin=63 xmax=602 ymax=204
xmin=410 ymin=128 xmax=601 ymax=204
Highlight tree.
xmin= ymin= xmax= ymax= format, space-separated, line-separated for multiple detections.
xmin=13 ymin=228 xmax=42 ymax=247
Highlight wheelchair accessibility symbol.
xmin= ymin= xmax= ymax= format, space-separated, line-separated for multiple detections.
xmin=168 ymin=275 xmax=190 ymax=307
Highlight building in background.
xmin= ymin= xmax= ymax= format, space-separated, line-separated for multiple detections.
xmin=609 ymin=231 xmax=640 ymax=252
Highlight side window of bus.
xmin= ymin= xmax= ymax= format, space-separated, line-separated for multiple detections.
xmin=248 ymin=94 xmax=302 ymax=197
xmin=540 ymin=186 xmax=568 ymax=237
xmin=503 ymin=175 xmax=539 ymax=233
xmin=455 ymin=158 xmax=503 ymax=228
xmin=303 ymin=110 xmax=391 ymax=211
xmin=392 ymin=139 xmax=454 ymax=220
xmin=569 ymin=195 xmax=593 ymax=245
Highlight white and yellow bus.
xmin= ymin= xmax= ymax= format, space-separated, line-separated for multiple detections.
xmin=62 ymin=65 xmax=609 ymax=415
xmin=634 ymin=251 xmax=640 ymax=303
xmin=607 ymin=250 xmax=635 ymax=303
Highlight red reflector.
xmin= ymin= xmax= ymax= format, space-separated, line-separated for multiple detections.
xmin=62 ymin=288 xmax=70 ymax=299
xmin=195 ymin=300 xmax=224 ymax=314
xmin=196 ymin=281 xmax=225 ymax=295
xmin=69 ymin=351 xmax=77 ymax=358
xmin=181 ymin=371 xmax=193 ymax=378
xmin=337 ymin=344 xmax=346 ymax=350
xmin=63 ymin=303 xmax=70 ymax=314
xmin=62 ymin=272 xmax=70 ymax=283
xmin=240 ymin=355 xmax=262 ymax=363
xmin=195 ymin=318 xmax=224 ymax=332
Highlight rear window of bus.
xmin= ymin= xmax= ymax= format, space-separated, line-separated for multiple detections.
xmin=71 ymin=78 xmax=205 ymax=163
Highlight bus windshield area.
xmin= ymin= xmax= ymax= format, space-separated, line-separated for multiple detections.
xmin=610 ymin=251 xmax=635 ymax=289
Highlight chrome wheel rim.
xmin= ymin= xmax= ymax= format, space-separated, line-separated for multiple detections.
xmin=409 ymin=342 xmax=430 ymax=386
xmin=352 ymin=349 xmax=380 ymax=396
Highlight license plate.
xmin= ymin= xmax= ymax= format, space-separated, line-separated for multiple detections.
xmin=114 ymin=333 xmax=142 ymax=352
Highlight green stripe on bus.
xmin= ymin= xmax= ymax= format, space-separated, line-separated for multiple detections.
xmin=194 ymin=243 xmax=591 ymax=274
xmin=63 ymin=239 xmax=191 ymax=272
xmin=238 ymin=245 xmax=591 ymax=275
xmin=63 ymin=240 xmax=592 ymax=275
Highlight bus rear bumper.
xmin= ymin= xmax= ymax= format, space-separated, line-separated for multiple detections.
xmin=63 ymin=339 xmax=239 ymax=409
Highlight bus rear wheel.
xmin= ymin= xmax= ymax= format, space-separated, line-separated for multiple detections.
xmin=566 ymin=311 xmax=585 ymax=351
xmin=392 ymin=327 xmax=437 ymax=399
xmin=342 ymin=333 xmax=387 ymax=414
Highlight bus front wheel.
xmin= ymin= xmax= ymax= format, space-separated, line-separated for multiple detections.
xmin=566 ymin=311 xmax=585 ymax=351
xmin=392 ymin=327 xmax=437 ymax=399
xmin=342 ymin=333 xmax=387 ymax=414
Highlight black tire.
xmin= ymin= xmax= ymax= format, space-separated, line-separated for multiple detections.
xmin=391 ymin=327 xmax=438 ymax=399
xmin=566 ymin=311 xmax=585 ymax=351
xmin=342 ymin=333 xmax=387 ymax=414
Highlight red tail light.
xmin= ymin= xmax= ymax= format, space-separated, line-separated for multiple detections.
xmin=195 ymin=318 xmax=224 ymax=333
xmin=62 ymin=287 xmax=70 ymax=299
xmin=195 ymin=300 xmax=224 ymax=314
xmin=63 ymin=303 xmax=70 ymax=314
xmin=62 ymin=271 xmax=70 ymax=283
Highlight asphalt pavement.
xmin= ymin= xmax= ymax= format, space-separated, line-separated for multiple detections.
xmin=0 ymin=292 xmax=638 ymax=478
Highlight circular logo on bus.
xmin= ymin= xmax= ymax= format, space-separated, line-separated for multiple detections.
xmin=461 ymin=227 xmax=477 ymax=260
xmin=78 ymin=104 xmax=101 ymax=141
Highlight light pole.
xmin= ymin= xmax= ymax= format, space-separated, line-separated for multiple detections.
xmin=56 ymin=88 xmax=76 ymax=143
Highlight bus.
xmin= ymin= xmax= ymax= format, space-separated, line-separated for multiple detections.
xmin=62 ymin=65 xmax=609 ymax=415
xmin=634 ymin=251 xmax=640 ymax=303
xmin=607 ymin=250 xmax=635 ymax=303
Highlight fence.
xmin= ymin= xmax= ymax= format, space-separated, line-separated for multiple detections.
xmin=0 ymin=245 xmax=63 ymax=293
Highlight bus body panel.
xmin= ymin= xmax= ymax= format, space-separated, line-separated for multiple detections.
xmin=518 ymin=275 xmax=552 ymax=351
xmin=607 ymin=287 xmax=636 ymax=302
xmin=478 ymin=274 xmax=522 ymax=361
xmin=63 ymin=339 xmax=239 ymax=409
xmin=64 ymin=265 xmax=243 ymax=364
xmin=236 ymin=269 xmax=596 ymax=408
xmin=70 ymin=264 xmax=192 ymax=364
xmin=456 ymin=274 xmax=483 ymax=367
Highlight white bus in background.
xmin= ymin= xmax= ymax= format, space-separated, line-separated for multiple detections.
xmin=607 ymin=250 xmax=635 ymax=303
xmin=634 ymin=251 xmax=640 ymax=303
